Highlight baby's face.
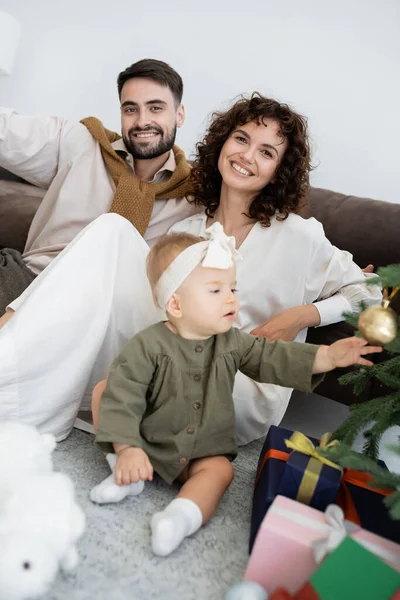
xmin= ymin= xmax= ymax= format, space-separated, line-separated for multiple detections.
xmin=176 ymin=263 xmax=239 ymax=338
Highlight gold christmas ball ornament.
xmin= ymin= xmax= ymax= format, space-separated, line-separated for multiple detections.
xmin=358 ymin=302 xmax=398 ymax=346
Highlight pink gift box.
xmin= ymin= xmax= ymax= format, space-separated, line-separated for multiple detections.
xmin=244 ymin=495 xmax=400 ymax=595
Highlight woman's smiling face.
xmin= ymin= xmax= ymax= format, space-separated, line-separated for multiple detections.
xmin=217 ymin=119 xmax=288 ymax=196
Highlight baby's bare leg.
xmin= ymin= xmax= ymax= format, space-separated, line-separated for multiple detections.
xmin=90 ymin=378 xmax=144 ymax=504
xmin=151 ymin=456 xmax=234 ymax=556
xmin=91 ymin=379 xmax=107 ymax=432
xmin=0 ymin=308 xmax=14 ymax=329
xmin=178 ymin=456 xmax=234 ymax=523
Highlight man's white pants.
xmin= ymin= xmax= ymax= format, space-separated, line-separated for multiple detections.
xmin=0 ymin=215 xmax=162 ymax=441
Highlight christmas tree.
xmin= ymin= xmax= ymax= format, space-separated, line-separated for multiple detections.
xmin=320 ymin=264 xmax=400 ymax=518
xmin=330 ymin=264 xmax=400 ymax=458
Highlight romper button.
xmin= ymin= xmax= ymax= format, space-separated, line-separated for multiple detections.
xmin=179 ymin=457 xmax=187 ymax=464
xmin=195 ymin=345 xmax=203 ymax=353
xmin=193 ymin=402 xmax=201 ymax=410
xmin=187 ymin=427 xmax=195 ymax=435
xmin=193 ymin=374 xmax=201 ymax=382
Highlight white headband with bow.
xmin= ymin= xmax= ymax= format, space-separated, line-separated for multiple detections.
xmin=156 ymin=222 xmax=241 ymax=309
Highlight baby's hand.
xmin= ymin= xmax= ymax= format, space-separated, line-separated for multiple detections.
xmin=114 ymin=447 xmax=153 ymax=485
xmin=326 ymin=336 xmax=383 ymax=369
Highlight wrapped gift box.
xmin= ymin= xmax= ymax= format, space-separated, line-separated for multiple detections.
xmin=335 ymin=467 xmax=400 ymax=543
xmin=280 ymin=431 xmax=342 ymax=509
xmin=250 ymin=425 xmax=400 ymax=551
xmin=245 ymin=495 xmax=400 ymax=595
xmin=295 ymin=537 xmax=400 ymax=600
xmin=250 ymin=426 xmax=341 ymax=552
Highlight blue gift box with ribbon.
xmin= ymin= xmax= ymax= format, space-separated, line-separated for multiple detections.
xmin=250 ymin=425 xmax=342 ymax=552
xmin=279 ymin=430 xmax=342 ymax=510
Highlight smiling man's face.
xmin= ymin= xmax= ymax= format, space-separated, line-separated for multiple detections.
xmin=120 ymin=77 xmax=184 ymax=160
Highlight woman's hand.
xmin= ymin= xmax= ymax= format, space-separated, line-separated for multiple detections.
xmin=114 ymin=446 xmax=153 ymax=485
xmin=362 ymin=264 xmax=374 ymax=273
xmin=313 ymin=337 xmax=383 ymax=373
xmin=250 ymin=305 xmax=321 ymax=342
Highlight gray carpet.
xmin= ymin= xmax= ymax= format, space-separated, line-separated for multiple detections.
xmin=43 ymin=392 xmax=353 ymax=600
xmin=45 ymin=429 xmax=264 ymax=600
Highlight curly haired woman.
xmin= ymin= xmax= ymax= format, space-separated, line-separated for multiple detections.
xmin=170 ymin=93 xmax=381 ymax=444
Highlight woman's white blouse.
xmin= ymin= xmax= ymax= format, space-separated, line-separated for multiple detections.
xmin=170 ymin=212 xmax=381 ymax=444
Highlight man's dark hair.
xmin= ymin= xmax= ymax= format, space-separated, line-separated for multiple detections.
xmin=117 ymin=59 xmax=183 ymax=106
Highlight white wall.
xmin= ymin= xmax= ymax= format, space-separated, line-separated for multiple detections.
xmin=1 ymin=0 xmax=399 ymax=202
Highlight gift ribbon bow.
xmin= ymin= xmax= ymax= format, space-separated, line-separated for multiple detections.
xmin=284 ymin=431 xmax=342 ymax=505
xmin=285 ymin=431 xmax=342 ymax=471
xmin=312 ymin=505 xmax=359 ymax=563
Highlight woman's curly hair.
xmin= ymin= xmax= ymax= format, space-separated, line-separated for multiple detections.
xmin=190 ymin=93 xmax=311 ymax=226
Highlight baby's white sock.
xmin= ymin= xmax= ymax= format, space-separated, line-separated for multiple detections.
xmin=90 ymin=453 xmax=144 ymax=504
xmin=151 ymin=498 xmax=203 ymax=556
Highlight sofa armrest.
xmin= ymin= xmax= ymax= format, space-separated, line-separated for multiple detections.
xmin=0 ymin=180 xmax=45 ymax=253
xmin=303 ymin=188 xmax=400 ymax=269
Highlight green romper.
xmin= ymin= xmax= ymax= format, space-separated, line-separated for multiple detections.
xmin=96 ymin=322 xmax=322 ymax=484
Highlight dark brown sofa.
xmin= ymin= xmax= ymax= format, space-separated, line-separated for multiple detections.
xmin=1 ymin=167 xmax=399 ymax=405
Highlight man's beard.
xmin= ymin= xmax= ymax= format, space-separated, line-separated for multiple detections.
xmin=123 ymin=125 xmax=177 ymax=160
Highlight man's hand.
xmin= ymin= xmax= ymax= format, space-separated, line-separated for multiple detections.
xmin=250 ymin=305 xmax=321 ymax=342
xmin=313 ymin=337 xmax=383 ymax=373
xmin=114 ymin=446 xmax=153 ymax=485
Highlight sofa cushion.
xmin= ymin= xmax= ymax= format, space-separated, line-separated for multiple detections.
xmin=303 ymin=188 xmax=400 ymax=269
xmin=0 ymin=181 xmax=45 ymax=253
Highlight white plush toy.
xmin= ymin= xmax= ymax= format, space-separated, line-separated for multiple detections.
xmin=0 ymin=422 xmax=85 ymax=600
xmin=0 ymin=421 xmax=55 ymax=486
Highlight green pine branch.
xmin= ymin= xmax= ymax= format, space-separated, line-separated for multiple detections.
xmin=339 ymin=368 xmax=375 ymax=396
xmin=365 ymin=275 xmax=381 ymax=288
xmin=373 ymin=356 xmax=400 ymax=388
xmin=362 ymin=409 xmax=400 ymax=458
xmin=385 ymin=492 xmax=400 ymax=520
xmin=331 ymin=393 xmax=400 ymax=459
xmin=373 ymin=265 xmax=400 ymax=288
xmin=385 ymin=325 xmax=400 ymax=354
xmin=362 ymin=430 xmax=381 ymax=459
xmin=320 ymin=442 xmax=400 ymax=488
xmin=364 ymin=265 xmax=400 ymax=290
xmin=339 ymin=355 xmax=400 ymax=393
xmin=341 ymin=310 xmax=360 ymax=329
xmin=342 ymin=301 xmax=369 ymax=329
